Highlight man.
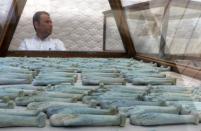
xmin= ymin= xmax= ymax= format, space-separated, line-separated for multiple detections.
xmin=19 ymin=11 xmax=66 ymax=50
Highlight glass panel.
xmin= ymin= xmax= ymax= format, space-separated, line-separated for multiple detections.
xmin=105 ymin=14 xmax=125 ymax=52
xmin=125 ymin=6 xmax=164 ymax=56
xmin=9 ymin=0 xmax=111 ymax=51
xmin=122 ymin=0 xmax=201 ymax=69
xmin=166 ymin=6 xmax=201 ymax=69
xmin=121 ymin=0 xmax=150 ymax=6
xmin=0 ymin=0 xmax=13 ymax=38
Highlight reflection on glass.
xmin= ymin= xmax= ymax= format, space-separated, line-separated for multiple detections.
xmin=0 ymin=0 xmax=13 ymax=37
xmin=0 ymin=23 xmax=2 ymax=35
xmin=122 ymin=0 xmax=201 ymax=69
xmin=166 ymin=6 xmax=201 ymax=68
xmin=0 ymin=0 xmax=12 ymax=27
xmin=164 ymin=3 xmax=201 ymax=69
xmin=121 ymin=0 xmax=150 ymax=7
xmin=126 ymin=7 xmax=163 ymax=56
xmin=105 ymin=14 xmax=125 ymax=52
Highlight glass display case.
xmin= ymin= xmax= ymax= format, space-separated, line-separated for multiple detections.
xmin=0 ymin=0 xmax=201 ymax=130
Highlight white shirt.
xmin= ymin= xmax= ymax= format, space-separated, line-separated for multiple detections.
xmin=18 ymin=35 xmax=66 ymax=51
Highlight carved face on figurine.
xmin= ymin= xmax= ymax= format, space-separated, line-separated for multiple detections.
xmin=34 ymin=13 xmax=53 ymax=40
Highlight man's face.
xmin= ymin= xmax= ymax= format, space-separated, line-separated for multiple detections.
xmin=35 ymin=14 xmax=53 ymax=38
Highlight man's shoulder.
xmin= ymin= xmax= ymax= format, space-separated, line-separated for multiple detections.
xmin=19 ymin=37 xmax=36 ymax=50
xmin=22 ymin=37 xmax=36 ymax=42
xmin=50 ymin=38 xmax=64 ymax=44
xmin=50 ymin=38 xmax=66 ymax=50
xmin=50 ymin=38 xmax=62 ymax=42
